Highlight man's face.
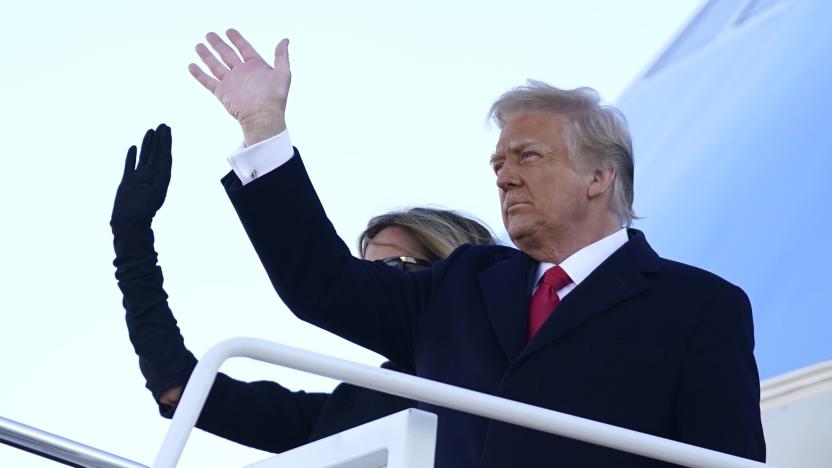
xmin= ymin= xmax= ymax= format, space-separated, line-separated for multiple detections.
xmin=491 ymin=112 xmax=592 ymax=252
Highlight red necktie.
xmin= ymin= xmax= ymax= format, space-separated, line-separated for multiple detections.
xmin=528 ymin=266 xmax=572 ymax=340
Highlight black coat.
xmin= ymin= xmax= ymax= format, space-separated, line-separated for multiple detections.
xmin=113 ymin=209 xmax=414 ymax=454
xmin=222 ymin=151 xmax=766 ymax=467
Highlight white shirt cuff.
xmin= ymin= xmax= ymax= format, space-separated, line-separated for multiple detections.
xmin=227 ymin=130 xmax=294 ymax=185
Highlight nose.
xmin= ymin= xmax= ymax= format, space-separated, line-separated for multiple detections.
xmin=496 ymin=162 xmax=521 ymax=192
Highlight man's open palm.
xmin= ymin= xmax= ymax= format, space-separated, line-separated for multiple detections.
xmin=189 ymin=29 xmax=291 ymax=146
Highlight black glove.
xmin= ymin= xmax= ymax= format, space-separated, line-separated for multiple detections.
xmin=111 ymin=124 xmax=172 ymax=230
xmin=111 ymin=123 xmax=196 ymax=403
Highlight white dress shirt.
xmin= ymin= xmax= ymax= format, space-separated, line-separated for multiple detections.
xmin=227 ymin=130 xmax=294 ymax=185
xmin=227 ymin=130 xmax=630 ymax=299
xmin=532 ymin=228 xmax=629 ymax=299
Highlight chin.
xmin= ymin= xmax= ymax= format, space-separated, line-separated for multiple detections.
xmin=508 ymin=219 xmax=549 ymax=250
xmin=507 ymin=226 xmax=535 ymax=248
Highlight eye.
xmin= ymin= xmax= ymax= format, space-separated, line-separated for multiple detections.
xmin=492 ymin=162 xmax=504 ymax=175
xmin=520 ymin=151 xmax=540 ymax=162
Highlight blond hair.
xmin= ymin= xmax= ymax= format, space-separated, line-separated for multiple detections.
xmin=489 ymin=80 xmax=637 ymax=226
xmin=359 ymin=207 xmax=497 ymax=262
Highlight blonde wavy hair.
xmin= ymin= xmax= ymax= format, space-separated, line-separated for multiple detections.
xmin=359 ymin=207 xmax=497 ymax=262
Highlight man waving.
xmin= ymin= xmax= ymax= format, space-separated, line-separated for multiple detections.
xmin=189 ymin=29 xmax=765 ymax=467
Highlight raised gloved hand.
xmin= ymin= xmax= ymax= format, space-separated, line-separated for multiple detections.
xmin=111 ymin=124 xmax=172 ymax=230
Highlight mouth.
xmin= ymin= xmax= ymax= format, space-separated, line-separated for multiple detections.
xmin=504 ymin=201 xmax=531 ymax=213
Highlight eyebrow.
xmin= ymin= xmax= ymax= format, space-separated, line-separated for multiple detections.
xmin=490 ymin=139 xmax=542 ymax=165
xmin=509 ymin=139 xmax=541 ymax=153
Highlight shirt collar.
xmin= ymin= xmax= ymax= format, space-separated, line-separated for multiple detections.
xmin=534 ymin=228 xmax=629 ymax=288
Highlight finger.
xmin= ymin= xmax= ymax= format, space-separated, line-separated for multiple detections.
xmin=159 ymin=126 xmax=172 ymax=193
xmin=195 ymin=43 xmax=228 ymax=80
xmin=160 ymin=123 xmax=172 ymax=156
xmin=156 ymin=123 xmax=172 ymax=165
xmin=226 ymin=28 xmax=264 ymax=62
xmin=206 ymin=31 xmax=243 ymax=69
xmin=160 ymin=125 xmax=172 ymax=175
xmin=151 ymin=124 xmax=172 ymax=188
xmin=273 ymin=38 xmax=291 ymax=73
xmin=123 ymin=145 xmax=137 ymax=178
xmin=149 ymin=123 xmax=168 ymax=167
xmin=138 ymin=129 xmax=154 ymax=168
xmin=188 ymin=63 xmax=219 ymax=93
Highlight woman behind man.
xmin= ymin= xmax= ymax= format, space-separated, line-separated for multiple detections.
xmin=111 ymin=124 xmax=497 ymax=453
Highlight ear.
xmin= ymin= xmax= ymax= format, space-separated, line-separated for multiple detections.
xmin=587 ymin=166 xmax=616 ymax=199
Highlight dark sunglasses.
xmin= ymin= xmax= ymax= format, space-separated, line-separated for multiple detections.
xmin=377 ymin=256 xmax=433 ymax=272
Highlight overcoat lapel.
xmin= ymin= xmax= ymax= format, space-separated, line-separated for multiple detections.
xmin=518 ymin=230 xmax=663 ymax=362
xmin=477 ymin=251 xmax=536 ymax=362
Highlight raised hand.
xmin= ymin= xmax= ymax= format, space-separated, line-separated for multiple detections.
xmin=111 ymin=124 xmax=172 ymax=230
xmin=189 ymin=29 xmax=291 ymax=146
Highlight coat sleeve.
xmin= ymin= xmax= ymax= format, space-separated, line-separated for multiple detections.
xmin=674 ymin=283 xmax=766 ymax=461
xmin=113 ymin=222 xmax=329 ymax=453
xmin=167 ymin=372 xmax=330 ymax=453
xmin=222 ymin=151 xmax=432 ymax=368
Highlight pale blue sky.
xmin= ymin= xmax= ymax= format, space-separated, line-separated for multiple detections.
xmin=0 ymin=1 xmax=700 ymax=466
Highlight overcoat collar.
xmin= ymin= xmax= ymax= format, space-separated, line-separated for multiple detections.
xmin=477 ymin=250 xmax=536 ymax=361
xmin=478 ymin=229 xmax=662 ymax=363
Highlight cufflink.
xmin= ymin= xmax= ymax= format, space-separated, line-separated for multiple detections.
xmin=249 ymin=169 xmax=258 ymax=179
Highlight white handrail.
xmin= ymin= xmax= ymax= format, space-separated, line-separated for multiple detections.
xmin=154 ymin=337 xmax=772 ymax=468
xmin=0 ymin=415 xmax=147 ymax=468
